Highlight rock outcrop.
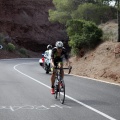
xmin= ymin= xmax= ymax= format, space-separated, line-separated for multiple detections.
xmin=0 ymin=0 xmax=67 ymax=52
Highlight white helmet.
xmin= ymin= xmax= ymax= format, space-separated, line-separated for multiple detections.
xmin=47 ymin=44 xmax=52 ymax=49
xmin=55 ymin=41 xmax=63 ymax=48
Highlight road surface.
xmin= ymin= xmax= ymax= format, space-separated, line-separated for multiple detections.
xmin=0 ymin=58 xmax=120 ymax=120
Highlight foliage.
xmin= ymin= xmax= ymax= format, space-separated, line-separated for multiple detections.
xmin=49 ymin=9 xmax=71 ymax=24
xmin=49 ymin=0 xmax=90 ymax=24
xmin=49 ymin=0 xmax=75 ymax=24
xmin=72 ymin=3 xmax=117 ymax=24
xmin=49 ymin=0 xmax=116 ymax=55
xmin=19 ymin=48 xmax=27 ymax=55
xmin=49 ymin=0 xmax=117 ymax=24
xmin=66 ymin=19 xmax=103 ymax=55
xmin=7 ymin=43 xmax=15 ymax=52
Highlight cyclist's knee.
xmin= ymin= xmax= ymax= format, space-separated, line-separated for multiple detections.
xmin=51 ymin=67 xmax=57 ymax=72
xmin=58 ymin=62 xmax=63 ymax=68
xmin=52 ymin=70 xmax=56 ymax=75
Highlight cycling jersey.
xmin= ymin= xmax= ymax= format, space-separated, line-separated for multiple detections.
xmin=51 ymin=47 xmax=68 ymax=66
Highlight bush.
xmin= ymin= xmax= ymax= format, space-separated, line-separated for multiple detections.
xmin=66 ymin=19 xmax=103 ymax=56
xmin=7 ymin=43 xmax=15 ymax=52
xmin=19 ymin=48 xmax=27 ymax=55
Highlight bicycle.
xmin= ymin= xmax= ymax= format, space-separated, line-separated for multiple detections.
xmin=54 ymin=66 xmax=72 ymax=104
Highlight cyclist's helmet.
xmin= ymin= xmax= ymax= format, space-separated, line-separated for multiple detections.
xmin=55 ymin=41 xmax=63 ymax=48
xmin=47 ymin=44 xmax=52 ymax=49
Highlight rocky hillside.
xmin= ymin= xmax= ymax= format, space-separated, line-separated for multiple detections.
xmin=0 ymin=0 xmax=67 ymax=52
xmin=70 ymin=41 xmax=120 ymax=84
xmin=70 ymin=20 xmax=120 ymax=84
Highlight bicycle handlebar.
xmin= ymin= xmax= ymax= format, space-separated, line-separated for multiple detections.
xmin=55 ymin=66 xmax=72 ymax=74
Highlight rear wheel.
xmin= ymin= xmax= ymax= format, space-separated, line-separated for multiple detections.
xmin=59 ymin=81 xmax=65 ymax=104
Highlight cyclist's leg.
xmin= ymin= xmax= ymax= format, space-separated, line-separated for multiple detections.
xmin=51 ymin=70 xmax=56 ymax=94
xmin=58 ymin=59 xmax=64 ymax=79
xmin=50 ymin=61 xmax=57 ymax=94
xmin=51 ymin=71 xmax=56 ymax=88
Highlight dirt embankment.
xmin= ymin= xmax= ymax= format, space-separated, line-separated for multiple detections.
xmin=69 ymin=20 xmax=120 ymax=84
xmin=70 ymin=41 xmax=120 ymax=84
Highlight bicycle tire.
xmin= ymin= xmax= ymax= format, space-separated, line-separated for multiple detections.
xmin=54 ymin=80 xmax=58 ymax=99
xmin=59 ymin=81 xmax=65 ymax=104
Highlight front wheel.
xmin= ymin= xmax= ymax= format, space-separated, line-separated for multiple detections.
xmin=54 ymin=80 xmax=58 ymax=99
xmin=59 ymin=82 xmax=65 ymax=104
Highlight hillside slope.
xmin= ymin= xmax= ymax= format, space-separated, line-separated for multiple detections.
xmin=70 ymin=41 xmax=120 ymax=84
xmin=0 ymin=0 xmax=67 ymax=52
xmin=70 ymin=20 xmax=120 ymax=84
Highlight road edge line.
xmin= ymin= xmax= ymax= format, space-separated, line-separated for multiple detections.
xmin=14 ymin=62 xmax=117 ymax=120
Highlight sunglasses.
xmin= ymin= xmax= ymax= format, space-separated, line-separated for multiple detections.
xmin=57 ymin=47 xmax=62 ymax=49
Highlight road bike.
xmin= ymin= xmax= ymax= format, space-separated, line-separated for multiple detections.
xmin=54 ymin=66 xmax=72 ymax=104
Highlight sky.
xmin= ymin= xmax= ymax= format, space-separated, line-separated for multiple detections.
xmin=109 ymin=0 xmax=116 ymax=6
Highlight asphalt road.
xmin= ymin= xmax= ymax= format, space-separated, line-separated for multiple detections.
xmin=0 ymin=58 xmax=120 ymax=120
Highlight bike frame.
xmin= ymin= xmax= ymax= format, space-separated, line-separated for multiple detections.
xmin=54 ymin=66 xmax=72 ymax=104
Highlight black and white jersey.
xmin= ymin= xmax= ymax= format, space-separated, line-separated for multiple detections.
xmin=51 ymin=47 xmax=68 ymax=60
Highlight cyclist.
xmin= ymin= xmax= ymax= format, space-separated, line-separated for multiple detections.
xmin=50 ymin=41 xmax=71 ymax=94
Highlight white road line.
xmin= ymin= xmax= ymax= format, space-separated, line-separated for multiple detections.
xmin=14 ymin=63 xmax=117 ymax=120
xmin=14 ymin=63 xmax=51 ymax=89
xmin=70 ymin=74 xmax=120 ymax=86
xmin=10 ymin=106 xmax=14 ymax=111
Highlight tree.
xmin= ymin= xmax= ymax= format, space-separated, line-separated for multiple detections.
xmin=49 ymin=0 xmax=75 ymax=24
xmin=49 ymin=0 xmax=119 ymax=42
xmin=72 ymin=3 xmax=116 ymax=24
xmin=49 ymin=0 xmax=101 ymax=24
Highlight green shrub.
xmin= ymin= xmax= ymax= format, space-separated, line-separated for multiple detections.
xmin=19 ymin=48 xmax=27 ymax=55
xmin=7 ymin=43 xmax=15 ymax=52
xmin=66 ymin=19 xmax=103 ymax=56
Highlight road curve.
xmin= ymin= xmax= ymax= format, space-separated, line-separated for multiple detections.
xmin=0 ymin=58 xmax=120 ymax=120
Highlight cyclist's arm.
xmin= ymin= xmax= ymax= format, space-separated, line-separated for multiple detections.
xmin=51 ymin=48 xmax=55 ymax=67
xmin=51 ymin=58 xmax=55 ymax=67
